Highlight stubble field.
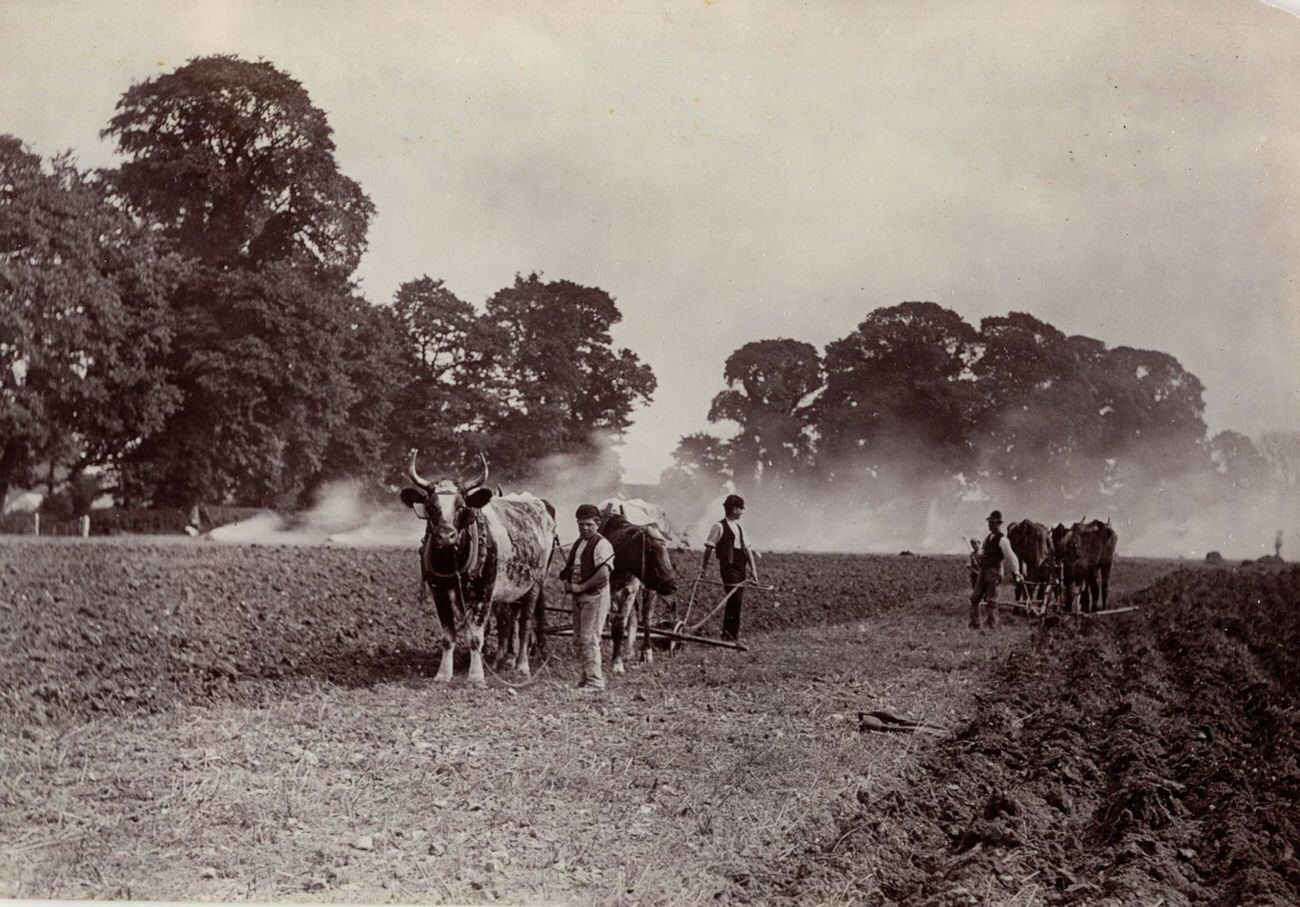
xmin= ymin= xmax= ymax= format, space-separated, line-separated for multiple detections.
xmin=1 ymin=537 xmax=1294 ymax=904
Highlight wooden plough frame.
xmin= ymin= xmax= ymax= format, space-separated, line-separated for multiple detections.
xmin=543 ymin=574 xmax=778 ymax=653
xmin=980 ymin=561 xmax=1139 ymax=619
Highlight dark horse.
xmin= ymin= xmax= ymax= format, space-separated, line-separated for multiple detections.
xmin=598 ymin=509 xmax=681 ymax=673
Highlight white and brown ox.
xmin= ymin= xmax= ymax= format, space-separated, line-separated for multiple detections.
xmin=400 ymin=451 xmax=556 ymax=685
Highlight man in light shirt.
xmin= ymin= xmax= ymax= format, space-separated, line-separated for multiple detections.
xmin=560 ymin=503 xmax=616 ymax=690
xmin=701 ymin=494 xmax=758 ymax=641
xmin=970 ymin=509 xmax=1023 ymax=630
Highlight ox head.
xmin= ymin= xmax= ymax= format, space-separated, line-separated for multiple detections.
xmin=1057 ymin=521 xmax=1092 ymax=569
xmin=399 ymin=450 xmax=493 ymax=549
xmin=1050 ymin=523 xmax=1071 ymax=558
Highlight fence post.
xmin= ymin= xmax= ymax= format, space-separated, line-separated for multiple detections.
xmin=80 ymin=515 xmax=91 ymax=538
xmin=33 ymin=512 xmax=40 ymax=536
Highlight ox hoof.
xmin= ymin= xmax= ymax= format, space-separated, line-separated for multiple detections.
xmin=611 ymin=660 xmax=625 ymax=676
xmin=433 ymin=673 xmax=453 ymax=684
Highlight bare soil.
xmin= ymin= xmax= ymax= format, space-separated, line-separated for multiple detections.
xmin=0 ymin=536 xmax=1242 ymax=904
xmin=769 ymin=563 xmax=1300 ymax=906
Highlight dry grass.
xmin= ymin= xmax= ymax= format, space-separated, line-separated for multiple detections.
xmin=0 ymin=590 xmax=1024 ymax=904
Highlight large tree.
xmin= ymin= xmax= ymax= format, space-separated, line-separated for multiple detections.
xmin=815 ymin=302 xmax=980 ymax=484
xmin=0 ymin=136 xmax=180 ymax=509
xmin=970 ymin=312 xmax=1105 ymax=496
xmin=661 ymin=431 xmax=732 ymax=494
xmin=707 ymin=339 xmax=821 ymax=492
xmin=477 ymin=273 xmax=656 ymax=475
xmin=386 ymin=276 xmax=504 ymax=476
xmin=103 ymin=55 xmax=374 ymax=278
xmin=102 ymin=57 xmax=384 ymax=510
xmin=122 ymin=264 xmax=371 ymax=510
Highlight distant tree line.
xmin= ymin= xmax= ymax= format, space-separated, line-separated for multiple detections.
xmin=2 ymin=55 xmax=1293 ymax=525
xmin=1 ymin=55 xmax=653 ymax=515
xmin=663 ymin=302 xmax=1300 ymax=519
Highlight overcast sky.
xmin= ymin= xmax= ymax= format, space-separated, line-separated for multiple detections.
xmin=4 ymin=0 xmax=1297 ymax=483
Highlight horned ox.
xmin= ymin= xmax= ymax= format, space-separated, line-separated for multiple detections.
xmin=400 ymin=451 xmax=556 ymax=685
xmin=597 ymin=507 xmax=681 ymax=674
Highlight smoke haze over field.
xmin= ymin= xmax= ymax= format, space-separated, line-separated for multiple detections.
xmin=205 ymin=434 xmax=1297 ymax=561
xmin=209 ymin=481 xmax=420 ymax=548
xmin=678 ymin=472 xmax=1299 ymax=561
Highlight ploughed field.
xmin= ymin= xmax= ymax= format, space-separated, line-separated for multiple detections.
xmin=1 ymin=537 xmax=1293 ymax=904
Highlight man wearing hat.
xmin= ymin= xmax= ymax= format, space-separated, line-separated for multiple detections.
xmin=701 ymin=494 xmax=759 ymax=641
xmin=561 ymin=504 xmax=616 ymax=689
xmin=970 ymin=510 xmax=1023 ymax=630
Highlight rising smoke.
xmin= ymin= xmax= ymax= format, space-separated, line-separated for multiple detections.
xmin=205 ymin=433 xmax=1296 ymax=561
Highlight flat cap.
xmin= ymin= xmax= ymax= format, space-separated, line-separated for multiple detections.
xmin=575 ymin=503 xmax=601 ymax=520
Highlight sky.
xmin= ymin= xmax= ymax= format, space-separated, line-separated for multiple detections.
xmin=3 ymin=0 xmax=1298 ymax=484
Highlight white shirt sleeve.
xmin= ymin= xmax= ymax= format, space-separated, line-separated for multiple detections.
xmin=999 ymin=536 xmax=1021 ymax=576
xmin=593 ymin=538 xmax=616 ymax=572
xmin=705 ymin=521 xmax=722 ymax=548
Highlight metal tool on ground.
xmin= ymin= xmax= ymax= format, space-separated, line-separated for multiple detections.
xmin=857 ymin=709 xmax=946 ymax=735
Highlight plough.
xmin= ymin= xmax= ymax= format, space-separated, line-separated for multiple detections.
xmin=983 ymin=562 xmax=1138 ymax=619
xmin=542 ymin=574 xmax=777 ymax=653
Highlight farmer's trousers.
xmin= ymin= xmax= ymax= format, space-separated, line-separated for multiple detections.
xmin=969 ymin=567 xmax=1001 ymax=628
xmin=572 ymin=590 xmax=610 ymax=688
xmin=721 ymin=567 xmax=746 ymax=641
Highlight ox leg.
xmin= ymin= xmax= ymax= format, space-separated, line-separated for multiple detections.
xmin=467 ymin=621 xmax=487 ymax=687
xmin=610 ymin=592 xmax=629 ymax=676
xmin=611 ymin=577 xmax=639 ymax=675
xmin=513 ymin=592 xmax=535 ymax=678
xmin=625 ymin=588 xmax=640 ymax=667
xmin=492 ymin=602 xmax=515 ymax=672
xmin=638 ymin=589 xmax=654 ymax=665
xmin=1099 ymin=562 xmax=1112 ymax=610
xmin=431 ymin=584 xmax=456 ymax=683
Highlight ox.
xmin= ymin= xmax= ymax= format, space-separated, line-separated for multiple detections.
xmin=1058 ymin=518 xmax=1118 ymax=612
xmin=400 ymin=451 xmax=556 ymax=685
xmin=1007 ymin=520 xmax=1053 ymax=602
xmin=597 ymin=508 xmax=681 ymax=674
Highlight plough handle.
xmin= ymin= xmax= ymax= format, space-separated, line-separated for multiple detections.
xmin=682 ymin=572 xmax=703 ymax=626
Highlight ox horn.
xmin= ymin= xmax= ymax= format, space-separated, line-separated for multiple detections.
xmin=462 ymin=453 xmax=489 ymax=491
xmin=408 ymin=448 xmax=432 ymax=490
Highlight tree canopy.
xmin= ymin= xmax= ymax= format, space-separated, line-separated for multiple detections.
xmin=678 ymin=300 xmax=1233 ymax=521
xmin=103 ymin=55 xmax=374 ymax=279
xmin=0 ymin=136 xmax=181 ymax=509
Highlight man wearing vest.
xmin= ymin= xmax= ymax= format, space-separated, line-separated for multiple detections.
xmin=561 ymin=503 xmax=616 ymax=690
xmin=701 ymin=494 xmax=758 ymax=641
xmin=970 ymin=510 xmax=1023 ymax=630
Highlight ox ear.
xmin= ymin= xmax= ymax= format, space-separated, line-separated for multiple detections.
xmin=465 ymin=486 xmax=493 ymax=509
xmin=400 ymin=487 xmax=427 ymax=517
